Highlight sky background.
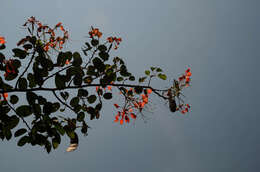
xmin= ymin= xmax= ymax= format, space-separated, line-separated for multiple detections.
xmin=0 ymin=0 xmax=260 ymax=171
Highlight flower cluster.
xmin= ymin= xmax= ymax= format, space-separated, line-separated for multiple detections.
xmin=107 ymin=37 xmax=122 ymax=50
xmin=178 ymin=67 xmax=192 ymax=87
xmin=89 ymin=27 xmax=102 ymax=38
xmin=114 ymin=88 xmax=152 ymax=125
xmin=20 ymin=16 xmax=69 ymax=52
xmin=3 ymin=59 xmax=16 ymax=78
xmin=176 ymin=103 xmax=191 ymax=114
xmin=0 ymin=36 xmax=6 ymax=44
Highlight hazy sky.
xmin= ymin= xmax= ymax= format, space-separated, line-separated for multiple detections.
xmin=0 ymin=0 xmax=259 ymax=172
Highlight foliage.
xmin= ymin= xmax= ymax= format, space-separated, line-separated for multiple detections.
xmin=0 ymin=17 xmax=192 ymax=153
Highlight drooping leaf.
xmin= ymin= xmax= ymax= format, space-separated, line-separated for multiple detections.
xmin=17 ymin=136 xmax=30 ymax=146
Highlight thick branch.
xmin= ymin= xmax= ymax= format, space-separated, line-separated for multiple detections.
xmin=1 ymin=83 xmax=168 ymax=93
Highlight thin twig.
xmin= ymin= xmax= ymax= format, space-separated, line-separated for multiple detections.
xmin=52 ymin=90 xmax=74 ymax=112
xmin=6 ymin=101 xmax=31 ymax=130
xmin=15 ymin=49 xmax=36 ymax=89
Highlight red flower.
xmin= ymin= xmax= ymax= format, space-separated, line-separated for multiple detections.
xmin=0 ymin=36 xmax=6 ymax=44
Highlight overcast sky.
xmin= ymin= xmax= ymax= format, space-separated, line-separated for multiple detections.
xmin=0 ymin=0 xmax=259 ymax=172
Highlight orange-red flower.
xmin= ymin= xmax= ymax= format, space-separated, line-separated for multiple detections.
xmin=89 ymin=28 xmax=102 ymax=38
xmin=0 ymin=36 xmax=6 ymax=44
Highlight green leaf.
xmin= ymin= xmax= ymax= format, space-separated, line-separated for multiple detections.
xmin=26 ymin=91 xmax=38 ymax=104
xmin=99 ymin=51 xmax=109 ymax=61
xmin=70 ymin=97 xmax=79 ymax=107
xmin=139 ymin=77 xmax=147 ymax=83
xmin=103 ymin=92 xmax=112 ymax=100
xmin=12 ymin=59 xmax=21 ymax=68
xmin=77 ymin=112 xmax=85 ymax=122
xmin=8 ymin=115 xmax=19 ymax=129
xmin=55 ymin=74 xmax=65 ymax=89
xmin=14 ymin=128 xmax=27 ymax=137
xmin=55 ymin=124 xmax=65 ymax=136
xmin=91 ymin=39 xmax=99 ymax=46
xmin=52 ymin=137 xmax=60 ymax=149
xmin=156 ymin=68 xmax=163 ymax=72
xmin=129 ymin=76 xmax=135 ymax=81
xmin=16 ymin=105 xmax=32 ymax=117
xmin=10 ymin=95 xmax=19 ymax=104
xmin=23 ymin=44 xmax=32 ymax=50
xmin=72 ymin=52 xmax=82 ymax=67
xmin=117 ymin=77 xmax=124 ymax=82
xmin=45 ymin=140 xmax=52 ymax=153
xmin=4 ymin=128 xmax=12 ymax=140
xmin=17 ymin=136 xmax=29 ymax=146
xmin=158 ymin=73 xmax=167 ymax=80
xmin=145 ymin=70 xmax=150 ymax=76
xmin=60 ymin=91 xmax=69 ymax=100
xmin=87 ymin=95 xmax=97 ymax=104
xmin=150 ymin=67 xmax=156 ymax=71
xmin=78 ymin=89 xmax=88 ymax=97
xmin=98 ymin=44 xmax=107 ymax=52
xmin=12 ymin=48 xmax=27 ymax=59
xmin=18 ymin=77 xmax=27 ymax=89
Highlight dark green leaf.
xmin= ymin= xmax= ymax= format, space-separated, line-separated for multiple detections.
xmin=55 ymin=74 xmax=65 ymax=89
xmin=16 ymin=105 xmax=32 ymax=117
xmin=103 ymin=92 xmax=112 ymax=100
xmin=70 ymin=97 xmax=79 ymax=107
xmin=77 ymin=112 xmax=85 ymax=122
xmin=98 ymin=44 xmax=107 ymax=52
xmin=117 ymin=77 xmax=124 ymax=82
xmin=17 ymin=136 xmax=29 ymax=146
xmin=60 ymin=91 xmax=69 ymax=100
xmin=8 ymin=115 xmax=19 ymax=129
xmin=18 ymin=77 xmax=27 ymax=89
xmin=91 ymin=39 xmax=99 ymax=46
xmin=129 ymin=76 xmax=135 ymax=81
xmin=87 ymin=95 xmax=97 ymax=104
xmin=78 ymin=89 xmax=88 ymax=97
xmin=134 ymin=86 xmax=143 ymax=94
xmin=26 ymin=91 xmax=38 ymax=104
xmin=14 ymin=128 xmax=27 ymax=137
xmin=12 ymin=48 xmax=27 ymax=59
xmin=45 ymin=140 xmax=52 ymax=153
xmin=10 ymin=95 xmax=19 ymax=104
xmin=139 ymin=77 xmax=147 ymax=83
xmin=72 ymin=52 xmax=82 ymax=67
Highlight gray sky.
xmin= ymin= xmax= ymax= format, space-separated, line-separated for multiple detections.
xmin=0 ymin=0 xmax=259 ymax=171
